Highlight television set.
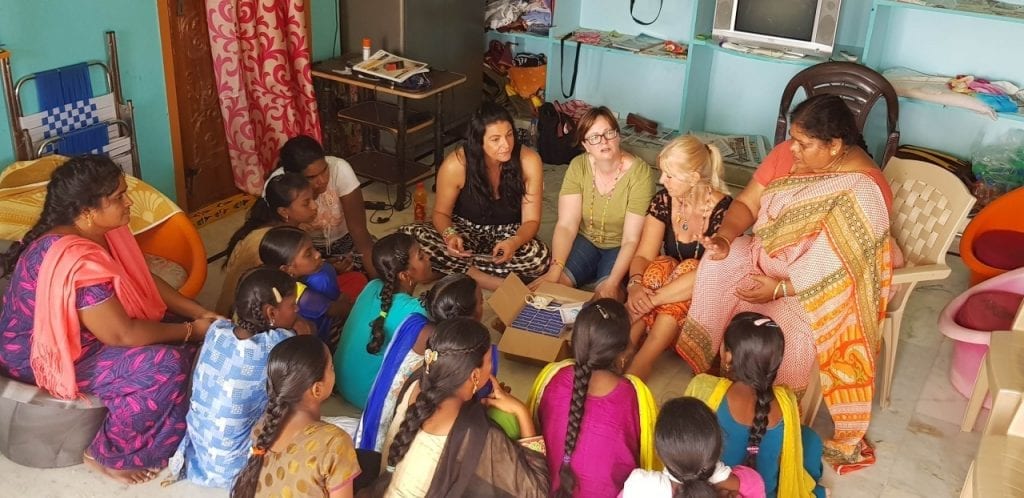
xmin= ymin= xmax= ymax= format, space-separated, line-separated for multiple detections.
xmin=712 ymin=0 xmax=842 ymax=56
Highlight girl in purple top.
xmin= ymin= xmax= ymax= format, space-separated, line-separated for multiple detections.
xmin=534 ymin=299 xmax=652 ymax=497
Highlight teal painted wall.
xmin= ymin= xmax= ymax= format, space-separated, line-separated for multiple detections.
xmin=0 ymin=0 xmax=339 ymax=203
xmin=0 ymin=0 xmax=177 ymax=199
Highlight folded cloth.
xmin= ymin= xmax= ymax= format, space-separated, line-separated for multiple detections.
xmin=0 ymin=156 xmax=182 ymax=241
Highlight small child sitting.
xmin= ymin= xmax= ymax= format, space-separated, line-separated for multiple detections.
xmin=168 ymin=267 xmax=300 ymax=488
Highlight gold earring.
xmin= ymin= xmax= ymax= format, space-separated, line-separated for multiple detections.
xmin=472 ymin=377 xmax=479 ymax=394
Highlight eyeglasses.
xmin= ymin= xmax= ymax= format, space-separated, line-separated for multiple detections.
xmin=583 ymin=129 xmax=619 ymax=145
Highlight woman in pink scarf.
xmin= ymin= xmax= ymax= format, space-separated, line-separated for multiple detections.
xmin=0 ymin=156 xmax=218 ymax=484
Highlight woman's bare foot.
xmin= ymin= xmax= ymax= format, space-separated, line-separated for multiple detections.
xmin=83 ymin=452 xmax=161 ymax=485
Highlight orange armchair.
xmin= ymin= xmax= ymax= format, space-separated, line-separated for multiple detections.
xmin=135 ymin=212 xmax=207 ymax=299
xmin=961 ymin=187 xmax=1024 ymax=286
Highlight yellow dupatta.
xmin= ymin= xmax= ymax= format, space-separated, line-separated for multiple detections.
xmin=527 ymin=359 xmax=661 ymax=470
xmin=684 ymin=373 xmax=816 ymax=497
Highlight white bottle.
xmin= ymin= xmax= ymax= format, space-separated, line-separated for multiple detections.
xmin=362 ymin=38 xmax=371 ymax=61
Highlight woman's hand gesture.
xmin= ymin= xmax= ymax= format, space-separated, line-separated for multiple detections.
xmin=445 ymin=233 xmax=471 ymax=258
xmin=627 ymin=284 xmax=657 ymax=316
xmin=491 ymin=238 xmax=519 ymax=265
xmin=701 ymin=234 xmax=732 ymax=261
xmin=735 ymin=274 xmax=780 ymax=304
xmin=480 ymin=374 xmax=528 ymax=416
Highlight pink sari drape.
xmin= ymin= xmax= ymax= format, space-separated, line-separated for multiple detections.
xmin=206 ymin=0 xmax=321 ymax=195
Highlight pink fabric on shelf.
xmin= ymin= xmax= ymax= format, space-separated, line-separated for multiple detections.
xmin=206 ymin=0 xmax=322 ymax=195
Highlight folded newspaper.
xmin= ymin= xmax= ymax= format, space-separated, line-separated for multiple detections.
xmin=690 ymin=132 xmax=770 ymax=169
xmin=352 ymin=50 xmax=429 ymax=83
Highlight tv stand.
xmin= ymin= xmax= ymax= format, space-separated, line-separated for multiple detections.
xmin=719 ymin=41 xmax=806 ymax=59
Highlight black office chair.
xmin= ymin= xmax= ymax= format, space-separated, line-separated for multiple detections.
xmin=775 ymin=61 xmax=900 ymax=167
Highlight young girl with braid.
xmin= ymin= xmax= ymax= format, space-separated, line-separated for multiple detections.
xmin=685 ymin=312 xmax=825 ymax=498
xmin=232 ymin=335 xmax=360 ymax=498
xmin=527 ymin=299 xmax=659 ymax=497
xmin=334 ymin=232 xmax=433 ymax=410
xmin=369 ymin=317 xmax=549 ymax=497
xmin=168 ymin=268 xmax=301 ymax=488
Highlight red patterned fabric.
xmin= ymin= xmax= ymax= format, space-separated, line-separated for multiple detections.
xmin=206 ymin=0 xmax=321 ymax=195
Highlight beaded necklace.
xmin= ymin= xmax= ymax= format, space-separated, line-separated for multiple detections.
xmin=588 ymin=156 xmax=627 ymax=245
xmin=672 ymin=183 xmax=714 ymax=258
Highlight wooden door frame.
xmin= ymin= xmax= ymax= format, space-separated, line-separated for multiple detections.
xmin=156 ymin=1 xmax=315 ymax=213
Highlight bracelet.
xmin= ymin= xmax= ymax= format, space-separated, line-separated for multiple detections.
xmin=441 ymin=226 xmax=458 ymax=241
xmin=781 ymin=280 xmax=789 ymax=298
xmin=551 ymin=258 xmax=565 ymax=269
xmin=183 ymin=320 xmax=194 ymax=344
xmin=627 ymin=275 xmax=643 ymax=289
xmin=772 ymin=280 xmax=784 ymax=301
xmin=713 ymin=233 xmax=732 ymax=250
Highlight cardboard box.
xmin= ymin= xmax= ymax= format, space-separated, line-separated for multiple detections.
xmin=488 ymin=274 xmax=593 ymax=364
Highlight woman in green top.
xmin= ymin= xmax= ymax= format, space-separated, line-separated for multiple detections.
xmin=334 ymin=233 xmax=433 ymax=409
xmin=531 ymin=106 xmax=656 ymax=300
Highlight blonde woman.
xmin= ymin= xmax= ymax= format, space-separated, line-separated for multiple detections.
xmin=624 ymin=135 xmax=731 ymax=380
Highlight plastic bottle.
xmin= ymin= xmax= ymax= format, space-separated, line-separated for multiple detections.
xmin=362 ymin=37 xmax=372 ymax=61
xmin=413 ymin=182 xmax=428 ymax=222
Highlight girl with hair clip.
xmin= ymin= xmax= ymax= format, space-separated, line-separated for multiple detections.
xmin=620 ymin=397 xmax=765 ymax=498
xmin=216 ymin=172 xmax=322 ymax=316
xmin=357 ymin=273 xmax=486 ymax=452
xmin=398 ymin=102 xmax=550 ymax=291
xmin=231 ymin=335 xmax=360 ymax=498
xmin=369 ymin=317 xmax=549 ymax=497
xmin=624 ymin=135 xmax=732 ymax=380
xmin=685 ymin=312 xmax=824 ymax=498
xmin=168 ymin=267 xmax=301 ymax=488
xmin=267 ymin=134 xmax=376 ymax=278
xmin=334 ymin=232 xmax=433 ymax=410
xmin=532 ymin=106 xmax=656 ymax=302
xmin=528 ymin=298 xmax=660 ymax=497
xmin=260 ymin=226 xmax=352 ymax=350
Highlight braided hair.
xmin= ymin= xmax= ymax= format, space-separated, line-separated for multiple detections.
xmin=367 ymin=232 xmax=416 ymax=354
xmin=223 ymin=172 xmax=312 ymax=269
xmin=386 ymin=317 xmax=490 ymax=468
xmin=234 ymin=267 xmax=297 ymax=334
xmin=1 ymin=155 xmax=122 ymax=276
xmin=422 ymin=273 xmax=480 ymax=321
xmin=656 ymin=397 xmax=722 ymax=498
xmin=724 ymin=311 xmax=785 ymax=469
xmin=556 ymin=298 xmax=630 ymax=498
xmin=231 ymin=335 xmax=330 ymax=498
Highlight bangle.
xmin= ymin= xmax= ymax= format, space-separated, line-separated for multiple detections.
xmin=183 ymin=321 xmax=194 ymax=344
xmin=441 ymin=226 xmax=458 ymax=241
xmin=772 ymin=280 xmax=784 ymax=301
xmin=781 ymin=280 xmax=789 ymax=298
xmin=627 ymin=275 xmax=643 ymax=289
xmin=714 ymin=233 xmax=732 ymax=250
xmin=551 ymin=258 xmax=565 ymax=269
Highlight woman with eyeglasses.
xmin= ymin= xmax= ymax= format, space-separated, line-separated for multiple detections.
xmin=398 ymin=102 xmax=550 ymax=291
xmin=530 ymin=106 xmax=655 ymax=301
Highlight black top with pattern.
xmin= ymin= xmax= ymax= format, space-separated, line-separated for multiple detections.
xmin=646 ymin=189 xmax=733 ymax=260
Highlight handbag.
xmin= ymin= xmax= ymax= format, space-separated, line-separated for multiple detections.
xmin=537 ymin=101 xmax=582 ymax=165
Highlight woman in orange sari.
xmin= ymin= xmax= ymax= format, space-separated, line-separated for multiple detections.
xmin=682 ymin=95 xmax=894 ymax=473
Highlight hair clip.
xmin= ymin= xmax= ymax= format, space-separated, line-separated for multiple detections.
xmin=379 ymin=311 xmax=388 ymax=319
xmin=423 ymin=348 xmax=439 ymax=374
xmin=594 ymin=304 xmax=609 ymax=319
xmin=752 ymin=317 xmax=779 ymax=327
xmin=251 ymin=446 xmax=267 ymax=457
xmin=271 ymin=287 xmax=283 ymax=304
xmin=746 ymin=445 xmax=760 ymax=455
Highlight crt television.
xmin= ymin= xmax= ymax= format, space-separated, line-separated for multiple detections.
xmin=712 ymin=0 xmax=842 ymax=56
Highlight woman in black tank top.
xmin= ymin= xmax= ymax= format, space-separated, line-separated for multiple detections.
xmin=398 ymin=103 xmax=550 ymax=290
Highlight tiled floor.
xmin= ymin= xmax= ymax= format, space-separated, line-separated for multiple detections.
xmin=0 ymin=166 xmax=985 ymax=497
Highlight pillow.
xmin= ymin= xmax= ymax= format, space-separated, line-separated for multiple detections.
xmin=973 ymin=230 xmax=1024 ymax=270
xmin=955 ymin=290 xmax=1024 ymax=331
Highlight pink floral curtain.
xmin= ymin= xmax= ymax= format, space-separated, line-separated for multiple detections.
xmin=206 ymin=0 xmax=321 ymax=195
